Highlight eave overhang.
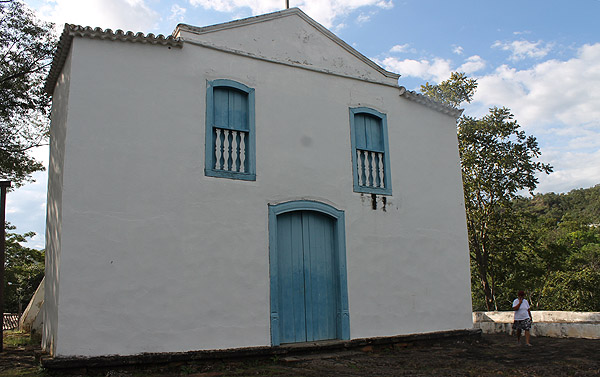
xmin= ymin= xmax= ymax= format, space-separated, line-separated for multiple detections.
xmin=399 ymin=88 xmax=464 ymax=119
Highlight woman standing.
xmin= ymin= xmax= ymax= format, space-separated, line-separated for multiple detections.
xmin=512 ymin=290 xmax=533 ymax=346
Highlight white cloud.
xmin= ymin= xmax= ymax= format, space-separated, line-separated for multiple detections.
xmin=474 ymin=43 xmax=600 ymax=129
xmin=492 ymin=39 xmax=553 ymax=61
xmin=379 ymin=55 xmax=482 ymax=83
xmin=535 ymin=148 xmax=600 ymax=194
xmin=188 ymin=0 xmax=394 ymax=28
xmin=356 ymin=12 xmax=371 ymax=24
xmin=380 ymin=57 xmax=452 ymax=82
xmin=169 ymin=4 xmax=187 ymax=22
xmin=5 ymin=169 xmax=48 ymax=249
xmin=452 ymin=45 xmax=463 ymax=55
xmin=468 ymin=43 xmax=600 ymax=193
xmin=389 ymin=43 xmax=411 ymax=53
xmin=375 ymin=0 xmax=393 ymax=9
xmin=332 ymin=23 xmax=347 ymax=32
xmin=188 ymin=0 xmax=241 ymax=13
xmin=36 ymin=0 xmax=160 ymax=32
xmin=381 ymin=43 xmax=600 ymax=194
xmin=458 ymin=55 xmax=485 ymax=74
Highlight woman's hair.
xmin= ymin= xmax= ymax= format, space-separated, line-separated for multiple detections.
xmin=518 ymin=290 xmax=525 ymax=297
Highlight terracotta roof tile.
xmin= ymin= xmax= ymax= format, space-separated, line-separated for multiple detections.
xmin=399 ymin=88 xmax=464 ymax=119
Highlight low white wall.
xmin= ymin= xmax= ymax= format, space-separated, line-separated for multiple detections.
xmin=473 ymin=311 xmax=600 ymax=339
xmin=20 ymin=277 xmax=45 ymax=333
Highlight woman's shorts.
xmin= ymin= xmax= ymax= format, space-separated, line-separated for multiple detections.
xmin=512 ymin=318 xmax=532 ymax=331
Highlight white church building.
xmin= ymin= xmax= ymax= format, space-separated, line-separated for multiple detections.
xmin=43 ymin=8 xmax=473 ymax=358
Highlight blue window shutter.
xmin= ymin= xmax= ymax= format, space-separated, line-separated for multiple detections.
xmin=354 ymin=114 xmax=367 ymax=150
xmin=213 ymin=88 xmax=229 ymax=128
xmin=349 ymin=107 xmax=392 ymax=195
xmin=355 ymin=113 xmax=384 ymax=152
xmin=230 ymin=89 xmax=249 ymax=130
xmin=205 ymin=79 xmax=256 ymax=181
xmin=365 ymin=115 xmax=383 ymax=152
xmin=213 ymin=87 xmax=249 ymax=131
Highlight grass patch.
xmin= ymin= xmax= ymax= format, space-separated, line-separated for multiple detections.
xmin=0 ymin=331 xmax=45 ymax=377
xmin=0 ymin=367 xmax=47 ymax=377
xmin=2 ymin=331 xmax=39 ymax=348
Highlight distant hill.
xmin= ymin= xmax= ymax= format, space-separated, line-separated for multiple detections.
xmin=517 ymin=184 xmax=600 ymax=226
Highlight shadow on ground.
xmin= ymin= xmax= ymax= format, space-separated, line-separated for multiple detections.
xmin=1 ymin=333 xmax=599 ymax=376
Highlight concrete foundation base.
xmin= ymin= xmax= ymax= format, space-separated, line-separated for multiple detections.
xmin=40 ymin=329 xmax=481 ymax=370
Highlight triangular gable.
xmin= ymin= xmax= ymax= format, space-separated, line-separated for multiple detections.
xmin=45 ymin=9 xmax=461 ymax=118
xmin=173 ymin=8 xmax=400 ymax=86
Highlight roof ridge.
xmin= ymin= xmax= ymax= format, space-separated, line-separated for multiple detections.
xmin=174 ymin=7 xmax=300 ymax=36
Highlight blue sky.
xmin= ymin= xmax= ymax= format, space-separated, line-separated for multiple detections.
xmin=7 ymin=0 xmax=600 ymax=248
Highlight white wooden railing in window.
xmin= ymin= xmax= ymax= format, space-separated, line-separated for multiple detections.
xmin=356 ymin=149 xmax=385 ymax=189
xmin=214 ymin=127 xmax=248 ymax=173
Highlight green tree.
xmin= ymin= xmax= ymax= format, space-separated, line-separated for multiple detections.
xmin=3 ymin=223 xmax=45 ymax=314
xmin=517 ymin=188 xmax=600 ymax=311
xmin=1 ymin=0 xmax=56 ymax=187
xmin=421 ymin=72 xmax=478 ymax=108
xmin=539 ymin=239 xmax=600 ymax=311
xmin=421 ymin=73 xmax=552 ymax=310
xmin=460 ymin=108 xmax=552 ymax=310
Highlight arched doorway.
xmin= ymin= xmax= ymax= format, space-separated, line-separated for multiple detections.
xmin=268 ymin=201 xmax=349 ymax=345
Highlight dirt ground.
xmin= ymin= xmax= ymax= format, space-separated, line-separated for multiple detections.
xmin=1 ymin=333 xmax=599 ymax=376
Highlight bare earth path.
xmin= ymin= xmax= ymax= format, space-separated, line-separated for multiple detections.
xmin=1 ymin=333 xmax=599 ymax=376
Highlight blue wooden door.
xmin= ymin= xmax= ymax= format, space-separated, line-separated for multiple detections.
xmin=276 ymin=211 xmax=337 ymax=343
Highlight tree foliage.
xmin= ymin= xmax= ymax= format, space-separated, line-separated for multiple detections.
xmin=420 ymin=72 xmax=477 ymax=108
xmin=423 ymin=71 xmax=600 ymax=311
xmin=511 ymin=186 xmax=600 ymax=311
xmin=460 ymin=108 xmax=552 ymax=310
xmin=1 ymin=0 xmax=56 ymax=187
xmin=3 ymin=222 xmax=45 ymax=314
xmin=421 ymin=72 xmax=552 ymax=310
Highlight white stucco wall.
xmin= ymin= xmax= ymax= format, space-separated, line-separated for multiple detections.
xmin=48 ymin=17 xmax=471 ymax=357
xmin=44 ymin=48 xmax=72 ymax=356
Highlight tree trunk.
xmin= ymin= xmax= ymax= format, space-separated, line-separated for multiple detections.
xmin=469 ymin=219 xmax=496 ymax=311
xmin=478 ymin=268 xmax=495 ymax=311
